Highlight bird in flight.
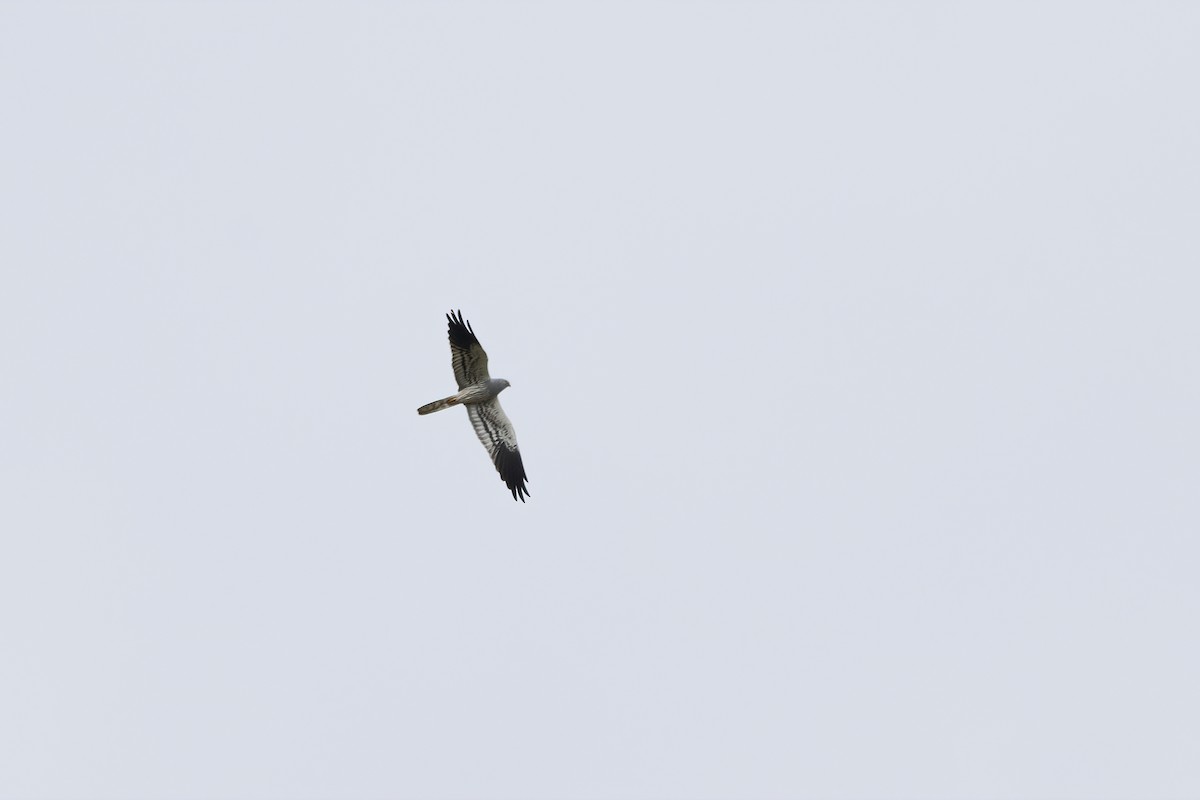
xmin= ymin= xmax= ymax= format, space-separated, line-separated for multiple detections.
xmin=418 ymin=310 xmax=530 ymax=502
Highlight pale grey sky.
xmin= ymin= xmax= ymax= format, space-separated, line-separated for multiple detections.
xmin=2 ymin=3 xmax=1198 ymax=799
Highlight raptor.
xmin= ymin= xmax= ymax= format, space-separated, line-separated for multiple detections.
xmin=418 ymin=310 xmax=530 ymax=502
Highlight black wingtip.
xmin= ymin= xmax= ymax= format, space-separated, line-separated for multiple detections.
xmin=446 ymin=309 xmax=478 ymax=347
xmin=507 ymin=474 xmax=530 ymax=502
xmin=494 ymin=445 xmax=530 ymax=502
xmin=447 ymin=309 xmax=472 ymax=332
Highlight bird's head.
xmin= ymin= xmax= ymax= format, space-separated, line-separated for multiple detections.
xmin=490 ymin=378 xmax=512 ymax=393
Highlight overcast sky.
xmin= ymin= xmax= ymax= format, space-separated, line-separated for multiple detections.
xmin=2 ymin=3 xmax=1198 ymax=799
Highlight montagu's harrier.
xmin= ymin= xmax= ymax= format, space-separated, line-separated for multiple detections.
xmin=418 ymin=310 xmax=530 ymax=502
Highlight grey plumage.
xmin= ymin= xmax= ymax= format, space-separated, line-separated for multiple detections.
xmin=418 ymin=311 xmax=530 ymax=502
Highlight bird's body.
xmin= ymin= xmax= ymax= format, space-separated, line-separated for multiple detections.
xmin=418 ymin=311 xmax=529 ymax=502
xmin=417 ymin=377 xmax=511 ymax=415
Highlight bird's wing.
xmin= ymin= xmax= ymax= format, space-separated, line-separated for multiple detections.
xmin=466 ymin=399 xmax=530 ymax=502
xmin=447 ymin=310 xmax=490 ymax=389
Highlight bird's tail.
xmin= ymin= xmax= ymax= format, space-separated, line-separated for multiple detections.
xmin=417 ymin=394 xmax=462 ymax=415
